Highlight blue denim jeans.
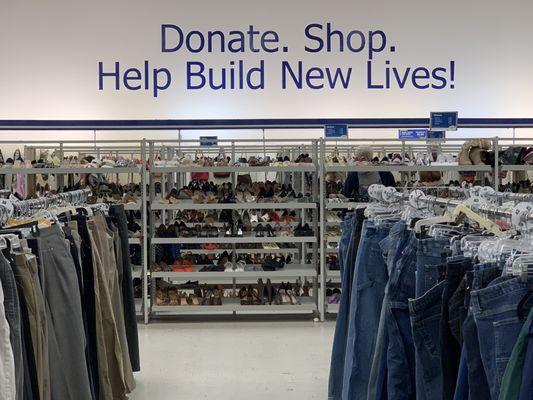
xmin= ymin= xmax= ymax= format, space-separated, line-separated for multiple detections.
xmin=342 ymin=219 xmax=392 ymax=400
xmin=441 ymin=258 xmax=472 ymax=400
xmin=453 ymin=345 xmax=469 ymax=400
xmin=416 ymin=237 xmax=450 ymax=298
xmin=328 ymin=210 xmax=365 ymax=400
xmin=385 ymin=232 xmax=418 ymax=400
xmin=414 ymin=237 xmax=449 ymax=400
xmin=410 ymin=279 xmax=446 ymax=400
xmin=462 ymin=266 xmax=500 ymax=400
xmin=471 ymin=276 xmax=530 ymax=400
xmin=519 ymin=318 xmax=533 ymax=400
xmin=367 ymin=221 xmax=410 ymax=400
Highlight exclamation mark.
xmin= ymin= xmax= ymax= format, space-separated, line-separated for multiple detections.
xmin=450 ymin=61 xmax=455 ymax=89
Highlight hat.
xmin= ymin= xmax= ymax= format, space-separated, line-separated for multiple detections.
xmin=353 ymin=146 xmax=374 ymax=162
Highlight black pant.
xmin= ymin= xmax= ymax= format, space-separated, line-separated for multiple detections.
xmin=16 ymin=273 xmax=38 ymax=400
xmin=66 ymin=232 xmax=97 ymax=400
xmin=109 ymin=204 xmax=140 ymax=371
xmin=75 ymin=214 xmax=100 ymax=400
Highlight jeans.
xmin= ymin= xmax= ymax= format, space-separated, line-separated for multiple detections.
xmin=367 ymin=221 xmax=409 ymax=400
xmin=385 ymin=232 xmax=417 ymax=400
xmin=471 ymin=276 xmax=531 ymax=400
xmin=519 ymin=318 xmax=533 ymax=400
xmin=342 ymin=220 xmax=392 ymax=400
xmin=498 ymin=305 xmax=533 ymax=400
xmin=410 ymin=280 xmax=446 ymax=400
xmin=441 ymin=258 xmax=472 ymax=400
xmin=414 ymin=237 xmax=449 ymax=400
xmin=453 ymin=345 xmax=469 ymax=400
xmin=329 ymin=209 xmax=365 ymax=400
xmin=462 ymin=266 xmax=500 ymax=400
xmin=0 ymin=253 xmax=24 ymax=400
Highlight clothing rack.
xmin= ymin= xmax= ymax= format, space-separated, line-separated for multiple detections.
xmin=367 ymin=184 xmax=533 ymax=231
xmin=0 ymin=188 xmax=92 ymax=223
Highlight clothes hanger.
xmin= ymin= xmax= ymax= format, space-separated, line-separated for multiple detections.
xmin=451 ymin=203 xmax=503 ymax=236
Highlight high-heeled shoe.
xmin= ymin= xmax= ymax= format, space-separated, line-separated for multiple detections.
xmin=257 ymin=279 xmax=265 ymax=305
xmin=264 ymin=279 xmax=276 ymax=305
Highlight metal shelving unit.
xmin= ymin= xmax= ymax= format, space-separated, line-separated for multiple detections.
xmin=319 ymin=137 xmax=501 ymax=317
xmin=146 ymin=139 xmax=321 ymax=318
xmin=2 ymin=133 xmax=533 ymax=322
xmin=1 ymin=140 xmax=150 ymax=323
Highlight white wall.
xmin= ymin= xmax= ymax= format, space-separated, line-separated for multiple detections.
xmin=2 ymin=0 xmax=533 ymax=120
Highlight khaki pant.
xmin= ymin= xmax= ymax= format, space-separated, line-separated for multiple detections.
xmin=88 ymin=213 xmax=135 ymax=400
xmin=14 ymin=253 xmax=50 ymax=400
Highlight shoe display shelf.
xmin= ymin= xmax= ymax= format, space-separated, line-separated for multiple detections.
xmin=8 ymin=140 xmax=151 ymax=323
xmin=146 ymin=139 xmax=321 ymax=317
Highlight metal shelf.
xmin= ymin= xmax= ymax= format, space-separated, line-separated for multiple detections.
xmin=173 ymin=247 xmax=300 ymax=255
xmin=135 ymin=298 xmax=143 ymax=315
xmin=152 ymin=264 xmax=316 ymax=279
xmin=151 ymin=297 xmax=317 ymax=315
xmin=324 ymin=164 xmax=493 ymax=172
xmin=132 ymin=265 xmax=143 ymax=279
xmin=326 ymin=269 xmax=341 ymax=279
xmin=0 ymin=167 xmax=140 ymax=175
xmin=326 ymin=304 xmax=339 ymax=314
xmin=326 ymin=202 xmax=369 ymax=210
xmin=501 ymin=164 xmax=533 ymax=171
xmin=152 ymin=165 xmax=316 ymax=173
xmin=128 ymin=238 xmax=141 ymax=245
xmin=152 ymin=236 xmax=316 ymax=244
xmin=124 ymin=201 xmax=142 ymax=210
xmin=152 ymin=201 xmax=317 ymax=210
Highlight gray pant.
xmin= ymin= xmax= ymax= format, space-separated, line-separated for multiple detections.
xmin=0 ymin=277 xmax=16 ymax=400
xmin=0 ymin=253 xmax=23 ymax=400
xmin=37 ymin=224 xmax=92 ymax=400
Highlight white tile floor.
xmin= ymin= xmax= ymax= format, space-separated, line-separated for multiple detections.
xmin=130 ymin=319 xmax=335 ymax=400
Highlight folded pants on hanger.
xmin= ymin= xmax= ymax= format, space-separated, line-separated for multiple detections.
xmin=37 ymin=224 xmax=92 ymax=400
xmin=13 ymin=253 xmax=50 ymax=400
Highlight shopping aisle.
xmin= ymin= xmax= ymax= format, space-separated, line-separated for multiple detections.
xmin=130 ymin=320 xmax=335 ymax=400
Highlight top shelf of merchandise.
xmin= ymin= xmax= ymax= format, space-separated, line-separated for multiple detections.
xmin=323 ymin=164 xmax=493 ymax=172
xmin=152 ymin=165 xmax=316 ymax=173
xmin=0 ymin=166 xmax=141 ymax=175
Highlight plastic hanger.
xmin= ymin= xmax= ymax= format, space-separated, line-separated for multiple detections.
xmin=451 ymin=203 xmax=502 ymax=236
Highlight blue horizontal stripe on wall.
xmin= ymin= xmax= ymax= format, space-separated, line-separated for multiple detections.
xmin=0 ymin=118 xmax=533 ymax=130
